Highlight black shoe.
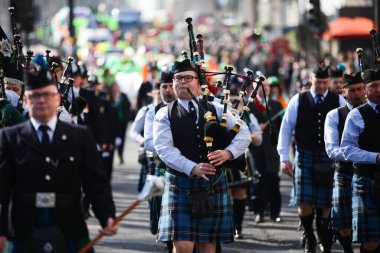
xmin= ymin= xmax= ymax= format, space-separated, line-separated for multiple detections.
xmin=150 ymin=220 xmax=158 ymax=235
xmin=235 ymin=229 xmax=244 ymax=239
xmin=304 ymin=235 xmax=317 ymax=253
xmin=254 ymin=214 xmax=264 ymax=224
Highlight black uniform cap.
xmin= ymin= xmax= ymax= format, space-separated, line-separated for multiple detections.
xmin=362 ymin=68 xmax=380 ymax=84
xmin=313 ymin=64 xmax=330 ymax=79
xmin=342 ymin=72 xmax=363 ymax=87
xmin=330 ymin=68 xmax=344 ymax=78
xmin=24 ymin=69 xmax=55 ymax=90
xmin=173 ymin=59 xmax=196 ymax=74
xmin=155 ymin=70 xmax=174 ymax=89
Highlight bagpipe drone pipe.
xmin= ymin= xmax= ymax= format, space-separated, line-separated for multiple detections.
xmin=8 ymin=4 xmax=87 ymax=122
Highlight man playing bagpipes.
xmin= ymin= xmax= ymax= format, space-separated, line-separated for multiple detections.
xmin=153 ymin=58 xmax=251 ymax=253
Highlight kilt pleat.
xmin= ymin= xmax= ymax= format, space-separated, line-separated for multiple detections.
xmin=293 ymin=149 xmax=333 ymax=208
xmin=330 ymin=170 xmax=353 ymax=230
xmin=352 ymin=174 xmax=380 ymax=243
xmin=157 ymin=170 xmax=234 ymax=243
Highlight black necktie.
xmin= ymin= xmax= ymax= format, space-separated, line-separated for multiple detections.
xmin=188 ymin=101 xmax=197 ymax=122
xmin=77 ymin=115 xmax=84 ymax=125
xmin=316 ymin=94 xmax=323 ymax=105
xmin=39 ymin=125 xmax=51 ymax=150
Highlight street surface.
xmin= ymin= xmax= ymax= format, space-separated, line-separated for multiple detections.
xmin=87 ymin=130 xmax=360 ymax=253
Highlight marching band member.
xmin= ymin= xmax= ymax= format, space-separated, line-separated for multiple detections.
xmin=153 ymin=59 xmax=250 ymax=253
xmin=341 ymin=68 xmax=380 ymax=253
xmin=0 ymin=68 xmax=117 ymax=253
xmin=325 ymin=72 xmax=366 ymax=253
xmin=277 ymin=64 xmax=345 ymax=252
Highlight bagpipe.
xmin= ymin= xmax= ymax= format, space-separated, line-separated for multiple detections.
xmin=0 ymin=7 xmax=27 ymax=127
xmin=370 ymin=29 xmax=380 ymax=68
xmin=355 ymin=28 xmax=380 ymax=76
xmin=7 ymin=5 xmax=87 ymax=124
xmin=184 ymin=17 xmax=274 ymax=173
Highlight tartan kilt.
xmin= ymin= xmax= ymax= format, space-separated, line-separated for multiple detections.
xmin=330 ymin=170 xmax=353 ymax=230
xmin=150 ymin=166 xmax=167 ymax=234
xmin=293 ymin=149 xmax=333 ymax=208
xmin=157 ymin=170 xmax=234 ymax=243
xmin=352 ymin=174 xmax=380 ymax=243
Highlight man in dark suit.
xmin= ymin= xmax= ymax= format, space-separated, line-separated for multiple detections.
xmin=250 ymin=79 xmax=283 ymax=223
xmin=0 ymin=68 xmax=117 ymax=253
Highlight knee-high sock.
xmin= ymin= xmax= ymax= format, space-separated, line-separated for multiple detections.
xmin=337 ymin=233 xmax=354 ymax=253
xmin=319 ymin=217 xmax=333 ymax=252
xmin=315 ymin=208 xmax=323 ymax=242
xmin=360 ymin=246 xmax=379 ymax=253
xmin=233 ymin=199 xmax=246 ymax=232
xmin=300 ymin=213 xmax=314 ymax=237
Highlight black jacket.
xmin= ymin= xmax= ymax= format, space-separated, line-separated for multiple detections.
xmin=251 ymin=99 xmax=283 ymax=174
xmin=0 ymin=120 xmax=115 ymax=238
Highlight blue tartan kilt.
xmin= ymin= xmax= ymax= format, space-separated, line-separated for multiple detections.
xmin=293 ymin=149 xmax=333 ymax=208
xmin=352 ymin=174 xmax=380 ymax=243
xmin=330 ymin=170 xmax=353 ymax=230
xmin=157 ymin=169 xmax=234 ymax=244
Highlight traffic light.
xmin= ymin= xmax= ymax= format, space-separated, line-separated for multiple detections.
xmin=306 ymin=0 xmax=325 ymax=34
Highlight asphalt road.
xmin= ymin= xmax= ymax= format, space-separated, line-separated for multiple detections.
xmin=86 ymin=133 xmax=360 ymax=253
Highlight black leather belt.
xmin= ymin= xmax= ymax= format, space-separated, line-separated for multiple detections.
xmin=353 ymin=168 xmax=380 ymax=180
xmin=335 ymin=162 xmax=353 ymax=176
xmin=14 ymin=193 xmax=80 ymax=208
xmin=167 ymin=167 xmax=187 ymax=177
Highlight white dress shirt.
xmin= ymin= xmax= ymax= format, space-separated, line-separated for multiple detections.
xmin=340 ymin=101 xmax=379 ymax=164
xmin=30 ymin=116 xmax=58 ymax=142
xmin=144 ymin=103 xmax=166 ymax=153
xmin=277 ymin=89 xmax=346 ymax=161
xmin=324 ymin=103 xmax=353 ymax=161
xmin=248 ymin=113 xmax=263 ymax=146
xmin=153 ymin=99 xmax=251 ymax=175
xmin=129 ymin=104 xmax=155 ymax=144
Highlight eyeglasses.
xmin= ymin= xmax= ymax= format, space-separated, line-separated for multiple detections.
xmin=27 ymin=92 xmax=58 ymax=100
xmin=173 ymin=75 xmax=198 ymax=82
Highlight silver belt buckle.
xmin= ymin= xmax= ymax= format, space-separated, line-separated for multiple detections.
xmin=36 ymin=193 xmax=56 ymax=208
